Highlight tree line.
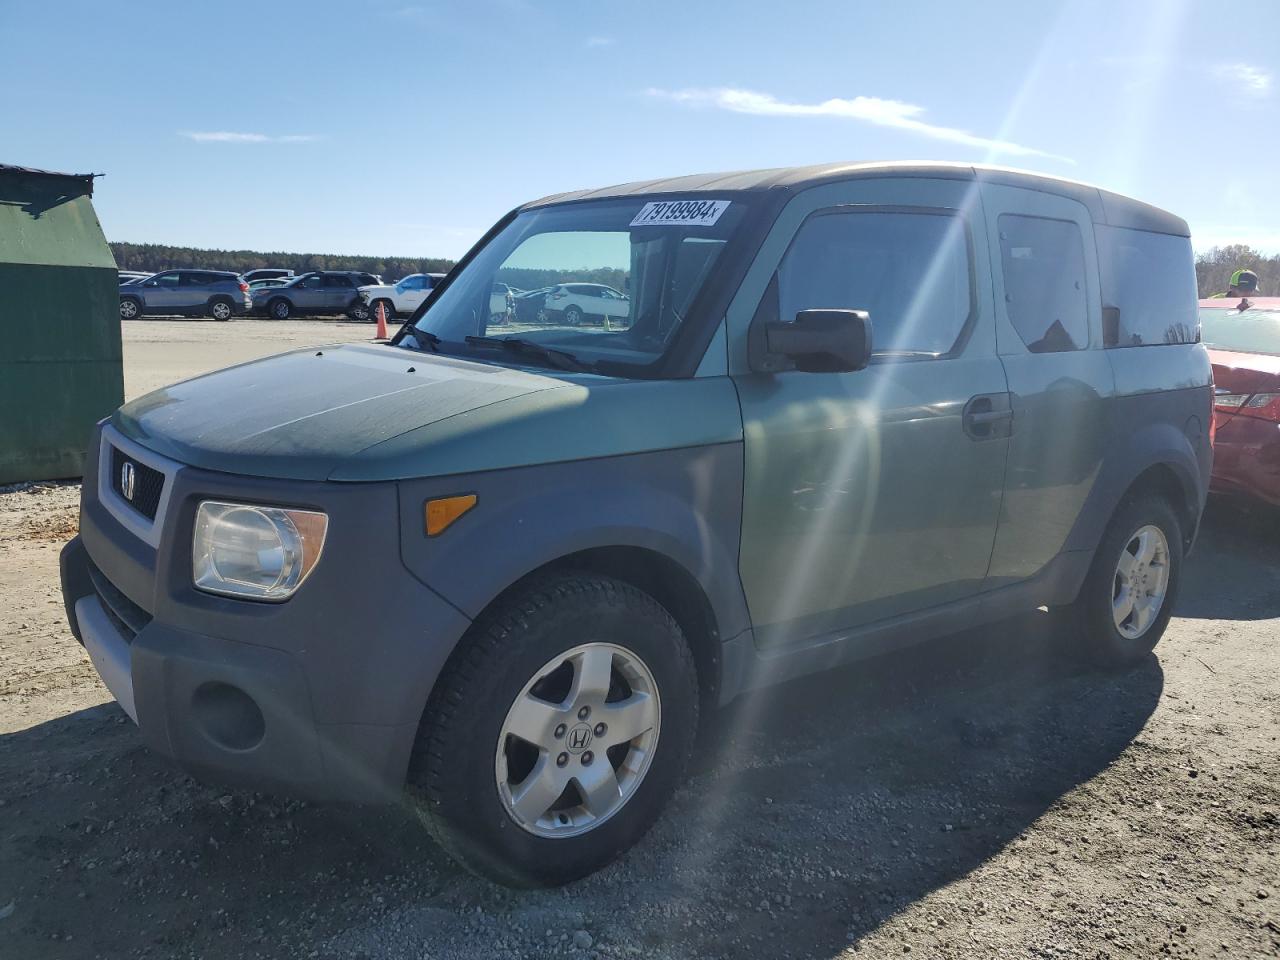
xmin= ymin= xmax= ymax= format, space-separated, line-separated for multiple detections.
xmin=110 ymin=242 xmax=455 ymax=282
xmin=1196 ymin=245 xmax=1280 ymax=298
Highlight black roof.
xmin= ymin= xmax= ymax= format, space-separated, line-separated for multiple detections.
xmin=524 ymin=161 xmax=1189 ymax=237
xmin=0 ymin=164 xmax=100 ymax=194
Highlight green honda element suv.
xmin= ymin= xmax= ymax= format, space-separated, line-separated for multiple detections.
xmin=62 ymin=162 xmax=1213 ymax=886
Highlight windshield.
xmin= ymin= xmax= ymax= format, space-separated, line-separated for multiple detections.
xmin=395 ymin=275 xmax=422 ymax=293
xmin=1199 ymin=307 xmax=1280 ymax=355
xmin=404 ymin=197 xmax=748 ymax=377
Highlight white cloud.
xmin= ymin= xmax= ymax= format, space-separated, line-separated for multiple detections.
xmin=585 ymin=36 xmax=614 ymax=48
xmin=1213 ymin=62 xmax=1272 ymax=97
xmin=182 ymin=132 xmax=320 ymax=144
xmin=646 ymin=87 xmax=1073 ymax=163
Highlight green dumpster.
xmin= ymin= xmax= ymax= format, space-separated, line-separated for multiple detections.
xmin=0 ymin=164 xmax=123 ymax=484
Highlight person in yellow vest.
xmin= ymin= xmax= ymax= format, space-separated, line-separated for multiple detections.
xmin=1210 ymin=268 xmax=1261 ymax=299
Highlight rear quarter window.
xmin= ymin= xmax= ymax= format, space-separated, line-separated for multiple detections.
xmin=1097 ymin=226 xmax=1199 ymax=346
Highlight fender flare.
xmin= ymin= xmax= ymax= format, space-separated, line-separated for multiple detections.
xmin=1065 ymin=420 xmax=1205 ymax=556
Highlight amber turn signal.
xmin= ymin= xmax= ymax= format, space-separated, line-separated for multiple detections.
xmin=425 ymin=494 xmax=477 ymax=536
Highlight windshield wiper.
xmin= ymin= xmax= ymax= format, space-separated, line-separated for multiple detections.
xmin=464 ymin=336 xmax=595 ymax=373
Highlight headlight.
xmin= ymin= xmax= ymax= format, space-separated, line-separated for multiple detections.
xmin=192 ymin=501 xmax=328 ymax=601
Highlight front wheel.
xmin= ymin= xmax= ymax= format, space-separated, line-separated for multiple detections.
xmin=120 ymin=298 xmax=141 ymax=320
xmin=408 ymin=574 xmax=698 ymax=887
xmin=348 ymin=300 xmax=371 ymax=322
xmin=1054 ymin=495 xmax=1183 ymax=668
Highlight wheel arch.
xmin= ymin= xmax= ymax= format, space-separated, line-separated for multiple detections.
xmin=1066 ymin=421 xmax=1207 ymax=558
xmin=396 ymin=447 xmax=750 ymax=722
xmin=525 ymin=545 xmax=723 ymax=714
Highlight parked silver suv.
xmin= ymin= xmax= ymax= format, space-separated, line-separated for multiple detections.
xmin=118 ymin=271 xmax=250 ymax=321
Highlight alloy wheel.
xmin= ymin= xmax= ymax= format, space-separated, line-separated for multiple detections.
xmin=494 ymin=642 xmax=660 ymax=839
xmin=1112 ymin=524 xmax=1171 ymax=640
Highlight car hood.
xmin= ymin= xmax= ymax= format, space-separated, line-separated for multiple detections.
xmin=113 ymin=344 xmax=569 ymax=481
xmin=358 ymin=284 xmax=394 ymax=296
xmin=112 ymin=343 xmax=745 ymax=482
xmin=1208 ymin=348 xmax=1280 ymax=394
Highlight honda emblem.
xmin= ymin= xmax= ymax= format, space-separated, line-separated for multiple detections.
xmin=120 ymin=460 xmax=136 ymax=501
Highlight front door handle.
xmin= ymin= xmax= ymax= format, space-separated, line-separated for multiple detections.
xmin=963 ymin=393 xmax=1014 ymax=440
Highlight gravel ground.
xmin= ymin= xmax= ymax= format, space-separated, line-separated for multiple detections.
xmin=0 ymin=321 xmax=1276 ymax=959
xmin=1 ymin=488 xmax=1276 ymax=960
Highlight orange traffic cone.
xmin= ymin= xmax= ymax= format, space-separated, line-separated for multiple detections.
xmin=375 ymin=301 xmax=388 ymax=340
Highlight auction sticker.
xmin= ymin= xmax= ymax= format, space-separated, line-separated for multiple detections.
xmin=630 ymin=199 xmax=730 ymax=227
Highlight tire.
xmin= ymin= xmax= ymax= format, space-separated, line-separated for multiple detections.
xmin=373 ymin=300 xmax=396 ymax=323
xmin=208 ymin=298 xmax=234 ymax=321
xmin=408 ymin=574 xmax=698 ymax=887
xmin=564 ymin=305 xmax=584 ymax=326
xmin=1054 ymin=494 xmax=1183 ymax=669
xmin=349 ymin=300 xmax=371 ymax=322
xmin=268 ymin=298 xmax=292 ymax=321
xmin=119 ymin=297 xmax=141 ymax=320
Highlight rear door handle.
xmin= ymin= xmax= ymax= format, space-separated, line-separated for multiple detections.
xmin=963 ymin=393 xmax=1014 ymax=440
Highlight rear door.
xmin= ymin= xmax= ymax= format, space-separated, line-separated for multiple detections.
xmin=178 ymin=271 xmax=214 ymax=309
xmin=731 ymin=176 xmax=1011 ymax=646
xmin=979 ymin=183 xmax=1116 ymax=585
xmin=323 ymin=274 xmax=356 ymax=312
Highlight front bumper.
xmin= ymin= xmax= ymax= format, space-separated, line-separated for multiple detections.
xmin=61 ymin=423 xmax=472 ymax=803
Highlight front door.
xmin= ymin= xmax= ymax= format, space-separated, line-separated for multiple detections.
xmin=142 ymin=271 xmax=182 ymax=311
xmin=731 ymin=178 xmax=1010 ymax=647
xmin=292 ymin=275 xmax=324 ymax=311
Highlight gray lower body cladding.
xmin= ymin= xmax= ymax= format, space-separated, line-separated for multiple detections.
xmin=61 ymin=425 xmax=749 ymax=802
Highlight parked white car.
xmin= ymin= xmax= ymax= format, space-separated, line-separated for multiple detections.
xmin=357 ymin=273 xmax=446 ymax=322
xmin=543 ymin=283 xmax=630 ymax=326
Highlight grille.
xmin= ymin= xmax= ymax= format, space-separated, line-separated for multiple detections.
xmin=87 ymin=561 xmax=152 ymax=643
xmin=109 ymin=445 xmax=165 ymax=521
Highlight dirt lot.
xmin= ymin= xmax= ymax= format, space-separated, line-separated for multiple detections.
xmin=1 ymin=320 xmax=1277 ymax=959
xmin=119 ymin=317 xmax=382 ymax=399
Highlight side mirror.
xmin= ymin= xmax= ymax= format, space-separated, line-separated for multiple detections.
xmin=765 ymin=309 xmax=872 ymax=373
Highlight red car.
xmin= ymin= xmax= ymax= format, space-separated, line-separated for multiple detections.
xmin=1199 ymin=297 xmax=1280 ymax=506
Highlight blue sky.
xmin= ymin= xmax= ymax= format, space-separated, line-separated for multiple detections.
xmin=2 ymin=0 xmax=1276 ymax=260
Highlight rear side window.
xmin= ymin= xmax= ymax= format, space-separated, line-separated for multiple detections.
xmin=179 ymin=272 xmax=209 ymax=287
xmin=1097 ymin=226 xmax=1199 ymax=346
xmin=777 ymin=209 xmax=973 ymax=357
xmin=998 ymin=214 xmax=1089 ymax=353
xmin=324 ymin=275 xmax=354 ymax=288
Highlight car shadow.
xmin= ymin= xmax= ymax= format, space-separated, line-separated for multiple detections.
xmin=668 ymin=609 xmax=1162 ymax=957
xmin=0 ymin=609 xmax=1160 ymax=959
xmin=1174 ymin=497 xmax=1280 ymax=621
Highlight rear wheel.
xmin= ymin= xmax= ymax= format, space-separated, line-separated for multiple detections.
xmin=268 ymin=298 xmax=292 ymax=321
xmin=1054 ymin=495 xmax=1183 ymax=668
xmin=119 ymin=298 xmax=141 ymax=320
xmin=208 ymin=298 xmax=233 ymax=321
xmin=408 ymin=574 xmax=698 ymax=887
xmin=564 ymin=305 xmax=584 ymax=326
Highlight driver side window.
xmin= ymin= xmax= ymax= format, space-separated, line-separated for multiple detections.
xmin=777 ymin=209 xmax=973 ymax=357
